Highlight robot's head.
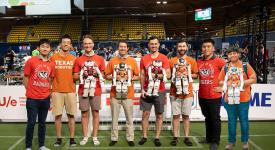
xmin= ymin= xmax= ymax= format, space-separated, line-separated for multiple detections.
xmin=84 ymin=60 xmax=95 ymax=67
xmin=119 ymin=63 xmax=126 ymax=69
xmin=178 ymin=58 xmax=186 ymax=65
xmin=152 ymin=60 xmax=162 ymax=67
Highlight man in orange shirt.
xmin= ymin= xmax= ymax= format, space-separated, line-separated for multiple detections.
xmin=74 ymin=35 xmax=105 ymax=146
xmin=24 ymin=38 xmax=55 ymax=150
xmin=169 ymin=39 xmax=198 ymax=146
xmin=105 ymin=40 xmax=139 ymax=147
xmin=218 ymin=47 xmax=256 ymax=150
xmin=50 ymin=34 xmax=77 ymax=147
xmin=139 ymin=36 xmax=171 ymax=147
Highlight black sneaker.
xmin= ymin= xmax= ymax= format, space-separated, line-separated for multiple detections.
xmin=69 ymin=138 xmax=77 ymax=147
xmin=54 ymin=138 xmax=62 ymax=147
xmin=109 ymin=141 xmax=117 ymax=146
xmin=128 ymin=141 xmax=135 ymax=147
xmin=170 ymin=137 xmax=178 ymax=146
xmin=184 ymin=138 xmax=193 ymax=146
xmin=199 ymin=137 xmax=209 ymax=144
xmin=138 ymin=137 xmax=147 ymax=145
xmin=153 ymin=138 xmax=162 ymax=147
xmin=210 ymin=143 xmax=218 ymax=150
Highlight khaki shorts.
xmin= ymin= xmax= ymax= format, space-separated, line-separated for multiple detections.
xmin=79 ymin=96 xmax=101 ymax=111
xmin=52 ymin=92 xmax=77 ymax=116
xmin=170 ymin=96 xmax=193 ymax=116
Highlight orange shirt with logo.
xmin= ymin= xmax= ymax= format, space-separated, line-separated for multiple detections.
xmin=105 ymin=56 xmax=139 ymax=99
xmin=169 ymin=56 xmax=198 ymax=99
xmin=50 ymin=53 xmax=76 ymax=93
xmin=218 ymin=61 xmax=256 ymax=102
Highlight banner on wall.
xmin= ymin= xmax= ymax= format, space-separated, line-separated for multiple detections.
xmin=0 ymin=84 xmax=275 ymax=122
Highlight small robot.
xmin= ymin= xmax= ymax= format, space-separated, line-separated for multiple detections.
xmin=80 ymin=60 xmax=104 ymax=97
xmin=147 ymin=60 xmax=167 ymax=96
xmin=113 ymin=63 xmax=131 ymax=99
xmin=171 ymin=58 xmax=193 ymax=95
xmin=223 ymin=66 xmax=244 ymax=104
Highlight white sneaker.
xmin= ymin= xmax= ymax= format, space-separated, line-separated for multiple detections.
xmin=93 ymin=137 xmax=100 ymax=146
xmin=80 ymin=137 xmax=89 ymax=146
xmin=39 ymin=146 xmax=50 ymax=150
xmin=26 ymin=148 xmax=32 ymax=150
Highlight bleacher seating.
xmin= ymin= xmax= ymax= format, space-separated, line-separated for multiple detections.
xmin=7 ymin=26 xmax=29 ymax=43
xmin=63 ymin=19 xmax=82 ymax=41
xmin=90 ymin=19 xmax=109 ymax=41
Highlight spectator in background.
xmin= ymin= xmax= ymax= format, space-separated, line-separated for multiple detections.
xmin=6 ymin=48 xmax=15 ymax=72
xmin=69 ymin=46 xmax=78 ymax=57
xmin=159 ymin=44 xmax=169 ymax=55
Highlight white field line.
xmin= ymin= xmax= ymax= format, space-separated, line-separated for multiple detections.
xmin=8 ymin=136 xmax=24 ymax=150
xmin=249 ymin=139 xmax=263 ymax=150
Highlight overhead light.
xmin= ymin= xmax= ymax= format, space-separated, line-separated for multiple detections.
xmin=7 ymin=5 xmax=11 ymax=8
xmin=162 ymin=1 xmax=167 ymax=4
xmin=156 ymin=1 xmax=161 ymax=4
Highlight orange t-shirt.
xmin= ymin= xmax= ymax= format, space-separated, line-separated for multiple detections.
xmin=105 ymin=56 xmax=139 ymax=99
xmin=169 ymin=56 xmax=198 ymax=99
xmin=218 ymin=61 xmax=256 ymax=102
xmin=50 ymin=53 xmax=76 ymax=93
xmin=140 ymin=53 xmax=170 ymax=92
xmin=24 ymin=56 xmax=55 ymax=99
xmin=74 ymin=54 xmax=105 ymax=96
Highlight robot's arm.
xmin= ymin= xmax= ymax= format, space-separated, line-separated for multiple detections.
xmin=171 ymin=65 xmax=176 ymax=83
xmin=239 ymin=70 xmax=244 ymax=91
xmin=113 ymin=67 xmax=117 ymax=86
xmin=127 ymin=66 xmax=131 ymax=86
xmin=187 ymin=64 xmax=193 ymax=82
xmin=223 ymin=72 xmax=229 ymax=91
xmin=148 ymin=66 xmax=153 ymax=81
xmin=94 ymin=66 xmax=104 ymax=82
xmin=162 ymin=67 xmax=168 ymax=82
xmin=80 ymin=67 xmax=85 ymax=84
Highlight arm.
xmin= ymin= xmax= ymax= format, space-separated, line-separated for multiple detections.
xmin=171 ymin=65 xmax=176 ymax=82
xmin=140 ymin=69 xmax=146 ymax=98
xmin=23 ymin=75 xmax=29 ymax=89
xmin=239 ymin=70 xmax=244 ymax=91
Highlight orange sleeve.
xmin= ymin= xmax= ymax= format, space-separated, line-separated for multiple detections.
xmin=105 ymin=60 xmax=113 ymax=76
xmin=218 ymin=67 xmax=225 ymax=81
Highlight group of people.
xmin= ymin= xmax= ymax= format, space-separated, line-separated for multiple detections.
xmin=23 ymin=34 xmax=256 ymax=150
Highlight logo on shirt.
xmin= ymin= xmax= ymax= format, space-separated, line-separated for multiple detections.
xmin=38 ymin=71 xmax=49 ymax=79
xmin=199 ymin=69 xmax=210 ymax=77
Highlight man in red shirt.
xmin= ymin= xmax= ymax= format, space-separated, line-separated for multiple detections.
xmin=197 ymin=39 xmax=226 ymax=150
xmin=74 ymin=35 xmax=105 ymax=146
xmin=139 ymin=36 xmax=171 ymax=147
xmin=23 ymin=38 xmax=55 ymax=150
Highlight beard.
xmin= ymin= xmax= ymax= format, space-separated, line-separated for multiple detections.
xmin=178 ymin=49 xmax=187 ymax=56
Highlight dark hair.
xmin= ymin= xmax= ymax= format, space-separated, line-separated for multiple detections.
xmin=82 ymin=34 xmax=93 ymax=42
xmin=38 ymin=38 xmax=51 ymax=47
xmin=202 ymin=38 xmax=215 ymax=45
xmin=227 ymin=46 xmax=241 ymax=54
xmin=118 ymin=40 xmax=128 ymax=48
xmin=177 ymin=39 xmax=188 ymax=46
xmin=148 ymin=36 xmax=159 ymax=43
xmin=60 ymin=34 xmax=72 ymax=43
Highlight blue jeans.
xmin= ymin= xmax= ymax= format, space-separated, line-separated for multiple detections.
xmin=224 ymin=102 xmax=250 ymax=144
xmin=25 ymin=97 xmax=50 ymax=148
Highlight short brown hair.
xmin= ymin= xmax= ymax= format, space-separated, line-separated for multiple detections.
xmin=177 ymin=39 xmax=188 ymax=46
xmin=82 ymin=34 xmax=93 ymax=42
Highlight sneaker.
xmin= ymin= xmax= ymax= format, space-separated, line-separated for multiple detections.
xmin=210 ymin=143 xmax=218 ymax=150
xmin=93 ymin=137 xmax=100 ymax=146
xmin=79 ymin=137 xmax=88 ymax=146
xmin=109 ymin=141 xmax=117 ymax=146
xmin=170 ymin=137 xmax=178 ymax=146
xmin=198 ymin=137 xmax=209 ymax=144
xmin=154 ymin=138 xmax=162 ymax=147
xmin=138 ymin=137 xmax=147 ymax=145
xmin=184 ymin=138 xmax=193 ymax=146
xmin=242 ymin=142 xmax=249 ymax=150
xmin=225 ymin=143 xmax=235 ymax=150
xmin=128 ymin=141 xmax=135 ymax=147
xmin=39 ymin=146 xmax=50 ymax=150
xmin=26 ymin=148 xmax=32 ymax=150
xmin=54 ymin=138 xmax=62 ymax=147
xmin=69 ymin=138 xmax=77 ymax=147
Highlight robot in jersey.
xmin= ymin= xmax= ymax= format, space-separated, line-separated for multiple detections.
xmin=146 ymin=60 xmax=167 ymax=96
xmin=80 ymin=60 xmax=104 ymax=97
xmin=171 ymin=58 xmax=193 ymax=95
xmin=112 ymin=63 xmax=131 ymax=99
xmin=223 ymin=66 xmax=244 ymax=104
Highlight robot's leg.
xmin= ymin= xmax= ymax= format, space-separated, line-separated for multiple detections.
xmin=153 ymin=80 xmax=160 ymax=96
xmin=175 ymin=78 xmax=182 ymax=95
xmin=147 ymin=80 xmax=154 ymax=96
xmin=233 ymin=88 xmax=240 ymax=104
xmin=228 ymin=87 xmax=234 ymax=104
xmin=89 ymin=78 xmax=96 ymax=97
xmin=182 ymin=79 xmax=189 ymax=95
xmin=115 ymin=81 xmax=122 ymax=98
xmin=83 ymin=79 xmax=90 ymax=97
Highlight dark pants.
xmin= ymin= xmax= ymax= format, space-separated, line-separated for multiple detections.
xmin=25 ymin=97 xmax=50 ymax=148
xmin=199 ymin=97 xmax=221 ymax=145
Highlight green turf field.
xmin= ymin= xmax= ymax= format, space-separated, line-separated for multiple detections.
xmin=1 ymin=121 xmax=275 ymax=150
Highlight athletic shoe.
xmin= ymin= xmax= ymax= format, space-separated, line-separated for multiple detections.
xmin=69 ymin=138 xmax=77 ymax=147
xmin=26 ymin=148 xmax=32 ymax=150
xmin=154 ymin=138 xmax=162 ymax=147
xmin=225 ymin=143 xmax=235 ymax=150
xmin=184 ymin=138 xmax=193 ymax=146
xmin=54 ymin=138 xmax=62 ymax=147
xmin=93 ymin=137 xmax=100 ymax=146
xmin=242 ymin=142 xmax=249 ymax=150
xmin=79 ymin=137 xmax=88 ymax=146
xmin=39 ymin=146 xmax=50 ymax=150
xmin=210 ymin=143 xmax=218 ymax=150
xmin=109 ymin=141 xmax=117 ymax=146
xmin=128 ymin=141 xmax=135 ymax=146
xmin=138 ymin=137 xmax=147 ymax=145
xmin=170 ymin=137 xmax=178 ymax=146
